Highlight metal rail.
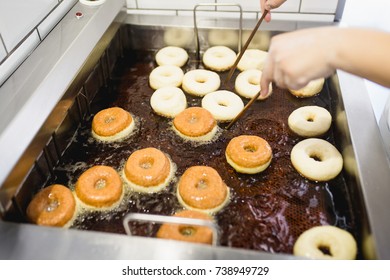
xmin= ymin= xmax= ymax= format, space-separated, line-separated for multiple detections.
xmin=193 ymin=3 xmax=243 ymax=61
xmin=123 ymin=212 xmax=219 ymax=246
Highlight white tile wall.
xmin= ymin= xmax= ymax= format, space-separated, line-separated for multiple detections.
xmin=0 ymin=0 xmax=77 ymax=86
xmin=0 ymin=41 xmax=6 ymax=63
xmin=127 ymin=0 xmax=340 ymax=19
xmin=0 ymin=31 xmax=40 ymax=85
xmin=137 ymin=0 xmax=215 ymax=10
xmin=0 ymin=0 xmax=57 ymax=51
xmin=38 ymin=0 xmax=77 ymax=39
xmin=300 ymin=0 xmax=339 ymax=13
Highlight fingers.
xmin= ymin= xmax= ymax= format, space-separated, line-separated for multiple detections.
xmin=260 ymin=59 xmax=273 ymax=98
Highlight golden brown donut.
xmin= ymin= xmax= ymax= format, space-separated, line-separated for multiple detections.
xmin=123 ymin=147 xmax=174 ymax=193
xmin=75 ymin=165 xmax=123 ymax=208
xmin=156 ymin=210 xmax=213 ymax=245
xmin=173 ymin=107 xmax=218 ymax=141
xmin=177 ymin=166 xmax=229 ymax=214
xmin=225 ymin=135 xmax=272 ymax=174
xmin=26 ymin=184 xmax=76 ymax=227
xmin=92 ymin=107 xmax=134 ymax=142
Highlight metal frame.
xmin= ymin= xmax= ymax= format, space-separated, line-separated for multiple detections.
xmin=123 ymin=213 xmax=219 ymax=246
xmin=193 ymin=3 xmax=243 ymax=60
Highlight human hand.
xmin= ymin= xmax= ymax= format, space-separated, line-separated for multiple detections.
xmin=260 ymin=27 xmax=338 ymax=97
xmin=260 ymin=0 xmax=287 ymax=22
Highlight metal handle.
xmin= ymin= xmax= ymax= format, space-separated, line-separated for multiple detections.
xmin=123 ymin=212 xmax=219 ymax=246
xmin=193 ymin=3 xmax=243 ymax=61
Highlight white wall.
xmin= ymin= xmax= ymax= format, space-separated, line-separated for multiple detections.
xmin=341 ymin=0 xmax=390 ymax=122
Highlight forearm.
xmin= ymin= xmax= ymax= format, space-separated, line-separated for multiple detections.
xmin=332 ymin=28 xmax=390 ymax=87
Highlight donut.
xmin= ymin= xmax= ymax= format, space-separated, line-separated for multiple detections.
xmin=156 ymin=210 xmax=213 ymax=245
xmin=242 ymin=30 xmax=270 ymax=51
xmin=149 ymin=65 xmax=184 ymax=90
xmin=235 ymin=69 xmax=272 ymax=100
xmin=92 ymin=107 xmax=135 ymax=142
xmin=26 ymin=184 xmax=76 ymax=227
xmin=289 ymin=78 xmax=325 ymax=98
xmin=173 ymin=107 xmax=218 ymax=142
xmin=150 ymin=87 xmax=187 ymax=118
xmin=123 ymin=147 xmax=175 ymax=193
xmin=288 ymin=106 xmax=332 ymax=137
xmin=293 ymin=225 xmax=357 ymax=259
xmin=177 ymin=166 xmax=230 ymax=214
xmin=201 ymin=90 xmax=244 ymax=122
xmin=290 ymin=138 xmax=343 ymax=181
xmin=182 ymin=69 xmax=220 ymax=97
xmin=202 ymin=46 xmax=236 ymax=72
xmin=208 ymin=29 xmax=238 ymax=49
xmin=225 ymin=135 xmax=272 ymax=174
xmin=237 ymin=49 xmax=268 ymax=71
xmin=164 ymin=27 xmax=193 ymax=48
xmin=155 ymin=46 xmax=189 ymax=67
xmin=75 ymin=165 xmax=123 ymax=209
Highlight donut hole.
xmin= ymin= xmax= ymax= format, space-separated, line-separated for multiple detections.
xmin=305 ymin=114 xmax=315 ymax=122
xmin=189 ymin=114 xmax=198 ymax=124
xmin=196 ymin=179 xmax=208 ymax=190
xmin=318 ymin=244 xmax=332 ymax=256
xmin=94 ymin=178 xmax=107 ymax=190
xmin=214 ymin=52 xmax=225 ymax=58
xmin=217 ymin=101 xmax=228 ymax=107
xmin=248 ymin=76 xmax=260 ymax=86
xmin=179 ymin=226 xmax=196 ymax=236
xmin=45 ymin=194 xmax=59 ymax=212
xmin=139 ymin=157 xmax=154 ymax=169
xmin=195 ymin=76 xmax=207 ymax=84
xmin=309 ymin=152 xmax=323 ymax=162
xmin=161 ymin=71 xmax=172 ymax=77
xmin=244 ymin=144 xmax=258 ymax=153
xmin=104 ymin=116 xmax=115 ymax=124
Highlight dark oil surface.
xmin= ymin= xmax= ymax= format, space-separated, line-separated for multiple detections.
xmin=50 ymin=50 xmax=356 ymax=255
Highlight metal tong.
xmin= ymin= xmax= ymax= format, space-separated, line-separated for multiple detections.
xmin=225 ymin=10 xmax=269 ymax=130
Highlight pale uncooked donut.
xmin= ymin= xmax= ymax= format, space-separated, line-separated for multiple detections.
xmin=203 ymin=46 xmax=236 ymax=72
xmin=293 ymin=225 xmax=357 ymax=260
xmin=288 ymin=106 xmax=332 ymax=137
xmin=290 ymin=138 xmax=343 ymax=181
xmin=182 ymin=69 xmax=220 ymax=97
xmin=155 ymin=46 xmax=189 ymax=67
xmin=201 ymin=90 xmax=244 ymax=122
xmin=237 ymin=49 xmax=268 ymax=71
xmin=235 ymin=69 xmax=272 ymax=100
xmin=289 ymin=78 xmax=325 ymax=97
xmin=164 ymin=27 xmax=193 ymax=48
xmin=150 ymin=87 xmax=187 ymax=118
xmin=208 ymin=29 xmax=238 ymax=49
xmin=149 ymin=65 xmax=184 ymax=90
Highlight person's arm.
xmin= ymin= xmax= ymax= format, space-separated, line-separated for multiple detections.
xmin=260 ymin=27 xmax=390 ymax=97
xmin=260 ymin=0 xmax=287 ymax=22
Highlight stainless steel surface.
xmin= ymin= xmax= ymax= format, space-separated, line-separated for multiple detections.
xmin=123 ymin=213 xmax=219 ymax=246
xmin=0 ymin=220 xmax=295 ymax=259
xmin=379 ymin=95 xmax=390 ymax=160
xmin=336 ymin=70 xmax=390 ymax=259
xmin=0 ymin=11 xmax=389 ymax=260
xmin=194 ymin=3 xmax=243 ymax=60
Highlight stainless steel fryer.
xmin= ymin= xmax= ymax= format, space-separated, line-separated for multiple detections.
xmin=1 ymin=2 xmax=390 ymax=260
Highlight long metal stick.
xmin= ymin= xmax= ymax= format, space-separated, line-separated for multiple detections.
xmin=225 ymin=10 xmax=269 ymax=83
